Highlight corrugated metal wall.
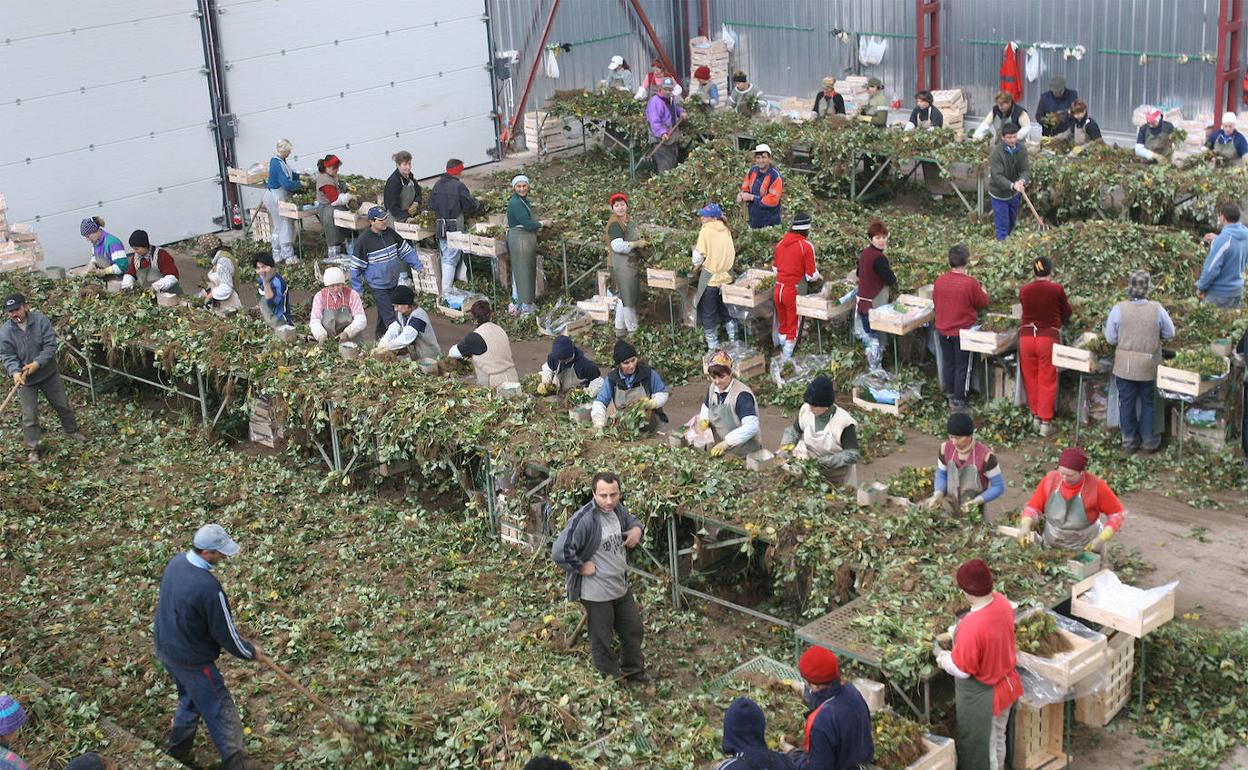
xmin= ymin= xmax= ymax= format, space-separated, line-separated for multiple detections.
xmin=941 ymin=0 xmax=1222 ymax=135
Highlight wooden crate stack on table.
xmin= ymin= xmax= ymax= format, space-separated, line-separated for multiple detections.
xmin=0 ymin=195 xmax=43 ymax=274
xmin=524 ymin=111 xmax=582 ymax=154
xmin=930 ymin=89 xmax=967 ymax=137
xmin=689 ymin=36 xmax=729 ymax=101
xmin=837 ymin=75 xmax=870 ymax=112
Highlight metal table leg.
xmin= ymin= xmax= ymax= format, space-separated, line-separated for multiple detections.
xmin=195 ymin=367 xmax=209 ymax=425
xmin=667 ymin=515 xmax=681 ymax=607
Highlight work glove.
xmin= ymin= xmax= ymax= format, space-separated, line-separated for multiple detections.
xmin=1016 ymin=516 xmax=1035 ymax=547
xmin=696 ymin=418 xmax=711 ymax=432
xmin=336 ymin=193 xmax=354 ymax=207
xmin=925 ymin=492 xmax=945 ymax=510
xmin=536 ymin=382 xmax=555 ymax=396
xmin=632 ymin=239 xmax=648 ymax=249
xmin=1085 ymin=527 xmax=1115 ymax=552
xmin=13 ymin=371 xmax=25 ymax=387
xmin=104 ymin=264 xmax=122 ymax=276
xmin=645 ymin=397 xmax=663 ymax=410
xmin=407 ymin=203 xmax=420 ymax=216
xmin=21 ymin=362 xmax=39 ymax=377
xmin=966 ymin=495 xmax=986 ymax=509
xmin=1070 ymin=144 xmax=1085 ymax=157
xmin=777 ymin=443 xmax=796 ymax=457
xmin=710 ymin=440 xmax=731 ymax=457
xmin=1155 ymin=154 xmax=1171 ymax=165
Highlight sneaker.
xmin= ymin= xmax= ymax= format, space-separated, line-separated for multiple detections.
xmin=26 ymin=449 xmax=40 ymax=464
xmin=1140 ymin=441 xmax=1161 ymax=454
xmin=1039 ymin=421 xmax=1052 ymax=437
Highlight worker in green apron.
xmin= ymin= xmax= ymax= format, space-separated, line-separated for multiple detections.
xmin=1017 ymin=447 xmax=1126 ymax=551
xmin=935 ymin=559 xmax=1022 ymax=770
xmin=591 ymin=339 xmax=669 ymax=431
xmin=506 ymin=175 xmax=542 ymax=316
xmin=926 ymin=413 xmax=1006 ymax=517
xmin=605 ymin=192 xmax=646 ymax=337
xmin=693 ymin=350 xmax=761 ymax=458
xmin=1207 ymin=112 xmax=1248 ymax=169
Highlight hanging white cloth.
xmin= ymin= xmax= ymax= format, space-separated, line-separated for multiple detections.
xmin=544 ymin=48 xmax=560 ymax=79
xmin=1025 ymin=46 xmax=1042 ymax=82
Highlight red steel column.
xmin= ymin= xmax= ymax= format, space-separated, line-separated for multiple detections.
xmin=917 ymin=0 xmax=941 ymax=91
xmin=627 ymin=0 xmax=678 ymax=82
xmin=1215 ymin=0 xmax=1244 ymax=117
xmin=506 ymin=0 xmax=562 ymax=144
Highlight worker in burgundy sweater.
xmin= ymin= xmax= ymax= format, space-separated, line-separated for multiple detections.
xmin=1016 ymin=446 xmax=1126 ymax=552
xmin=935 ymin=559 xmax=1022 ymax=770
xmin=1018 ymin=257 xmax=1072 ymax=436
xmin=932 ymin=244 xmax=989 ymax=408
xmin=772 ymin=212 xmax=821 ymax=360
xmin=854 ymin=220 xmax=897 ymax=347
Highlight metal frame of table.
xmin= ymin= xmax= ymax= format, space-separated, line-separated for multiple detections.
xmin=849 ymin=149 xmax=986 ymax=214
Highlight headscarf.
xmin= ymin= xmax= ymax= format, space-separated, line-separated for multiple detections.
xmin=511 ymin=175 xmax=530 ymax=188
xmin=80 ymin=218 xmax=100 ymax=237
xmin=1127 ymin=270 xmax=1151 ymax=300
xmin=708 ymin=350 xmax=733 ymax=370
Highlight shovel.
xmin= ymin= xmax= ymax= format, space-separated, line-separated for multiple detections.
xmin=640 ymin=113 xmax=688 ymax=164
xmin=257 ymin=651 xmax=365 ymax=739
xmin=1020 ymin=188 xmax=1051 ymax=231
xmin=0 ymin=382 xmax=20 ymax=416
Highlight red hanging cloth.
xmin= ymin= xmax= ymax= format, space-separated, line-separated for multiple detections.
xmin=1000 ymin=42 xmax=1023 ymax=101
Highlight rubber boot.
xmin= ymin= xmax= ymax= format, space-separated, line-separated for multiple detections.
xmin=164 ymin=731 xmax=200 ymax=769
xmin=220 ymin=751 xmax=253 ymax=770
xmin=725 ymin=319 xmax=739 ymax=342
xmin=780 ymin=339 xmax=796 ymax=361
xmin=326 ymin=245 xmax=341 ymax=262
xmin=440 ymin=262 xmax=457 ymax=299
xmin=704 ymin=330 xmax=719 ymax=351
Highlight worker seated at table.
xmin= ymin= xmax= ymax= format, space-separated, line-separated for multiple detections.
xmin=538 ymin=334 xmax=602 ymax=396
xmin=309 ymin=267 xmax=366 ymax=343
xmin=856 ymin=77 xmax=889 ymax=128
xmin=777 ymin=375 xmax=858 ymax=487
xmin=592 ymin=339 xmax=669 ymax=431
xmin=447 ymin=300 xmax=519 ymax=392
xmin=1017 ymin=447 xmax=1125 ymax=552
xmin=1207 ymin=112 xmax=1248 ymax=167
xmin=904 ymin=90 xmax=944 ymax=131
xmin=786 ymin=646 xmax=873 ymax=770
xmin=127 ymin=230 xmax=182 ymax=293
xmin=1134 ymin=109 xmax=1176 ymax=163
xmin=925 ymin=413 xmax=1005 ymax=517
xmin=1060 ymin=99 xmax=1103 ymax=152
xmin=691 ymin=350 xmax=760 ymax=458
xmin=373 ymin=285 xmax=440 ymax=361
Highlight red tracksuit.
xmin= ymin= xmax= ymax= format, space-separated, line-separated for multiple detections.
xmin=772 ymin=231 xmax=817 ymax=343
xmin=1018 ymin=279 xmax=1071 ymax=421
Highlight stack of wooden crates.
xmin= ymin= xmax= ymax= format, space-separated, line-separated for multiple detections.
xmin=524 ymin=111 xmax=581 ymax=154
xmin=689 ymin=36 xmax=730 ymax=96
xmin=0 ymin=195 xmax=43 ymax=274
xmin=249 ymin=395 xmax=285 ymax=449
xmin=931 ymin=89 xmax=968 ymax=137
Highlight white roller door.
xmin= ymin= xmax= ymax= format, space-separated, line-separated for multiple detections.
xmin=0 ymin=1 xmax=226 ymax=268
xmin=215 ymin=0 xmax=498 ymax=213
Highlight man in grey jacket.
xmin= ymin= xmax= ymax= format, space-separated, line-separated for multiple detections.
xmin=1 ymin=293 xmax=85 ymax=462
xmin=551 ymin=471 xmax=648 ymax=682
xmin=988 ymin=122 xmax=1029 ymax=241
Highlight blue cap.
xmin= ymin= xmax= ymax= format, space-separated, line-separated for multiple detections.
xmin=367 ymin=205 xmax=387 ymax=220
xmin=698 ymin=203 xmax=723 ymax=218
xmin=660 ymin=76 xmax=675 ymax=89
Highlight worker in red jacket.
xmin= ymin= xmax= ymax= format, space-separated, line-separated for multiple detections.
xmin=932 ymin=244 xmax=989 ymax=408
xmin=772 ymin=213 xmax=821 ymax=360
xmin=1017 ymin=446 xmax=1126 ymax=551
xmin=935 ymin=559 xmax=1022 ymax=770
xmin=1018 ymin=256 xmax=1072 ymax=436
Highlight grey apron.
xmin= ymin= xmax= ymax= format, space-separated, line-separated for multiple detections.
xmin=692 ymin=268 xmax=734 ymax=311
xmin=1041 ymin=485 xmax=1102 ymax=550
xmin=707 ymin=381 xmax=762 ymax=457
xmin=507 ymin=196 xmax=538 ymax=305
xmin=256 ymin=282 xmax=279 ymax=328
xmin=397 ymin=175 xmax=419 ymax=213
xmin=613 ymin=379 xmax=658 ymax=432
xmin=947 ymin=449 xmax=986 ymax=514
xmin=955 ymin=676 xmax=997 ymax=770
xmin=1215 ymin=137 xmax=1243 ymax=167
xmin=610 ymin=220 xmax=642 ymax=309
xmin=134 ymin=256 xmax=163 ymax=290
xmin=1144 ymin=129 xmax=1172 ymax=158
xmin=321 ymin=307 xmax=354 ymax=338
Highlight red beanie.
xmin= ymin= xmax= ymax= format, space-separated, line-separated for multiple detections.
xmin=956 ymin=559 xmax=994 ymax=597
xmin=609 ymin=192 xmax=628 ymax=206
xmin=798 ymin=645 xmax=840 ymax=685
xmin=694 ymin=65 xmax=711 ymax=80
xmin=1057 ymin=447 xmax=1088 ymax=472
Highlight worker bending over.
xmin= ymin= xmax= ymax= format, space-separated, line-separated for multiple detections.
xmin=1017 ymin=447 xmax=1125 ymax=552
xmin=592 ymin=339 xmax=669 ymax=431
xmin=538 ymin=335 xmax=602 ymax=396
xmin=778 ymin=375 xmax=859 ymax=487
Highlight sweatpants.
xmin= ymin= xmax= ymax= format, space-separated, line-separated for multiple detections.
xmin=163 ymin=661 xmax=249 ymax=769
xmin=991 ymin=194 xmax=1020 ymax=240
xmin=581 ymin=589 xmax=646 ymax=679
xmin=774 ymin=282 xmax=799 ymax=343
xmin=19 ymin=372 xmax=79 ymax=448
xmin=938 ymin=333 xmax=973 ymax=403
xmin=1018 ymin=333 xmax=1058 ymax=420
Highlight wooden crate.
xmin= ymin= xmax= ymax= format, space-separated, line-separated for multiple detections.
xmin=868 ymin=295 xmax=935 ymax=336
xmin=960 ymin=325 xmax=1019 ymax=355
xmin=498 ymin=516 xmax=542 ymax=551
xmin=446 ymin=231 xmax=473 ymax=251
xmin=249 ymin=207 xmax=272 ymax=242
xmin=852 ymin=386 xmax=913 ymax=415
xmin=410 ymin=259 xmax=441 ymax=296
xmin=1011 ymin=700 xmax=1066 ymax=770
xmin=736 ymin=351 xmax=766 ymax=379
xmin=1016 ymin=626 xmax=1108 ymax=689
xmin=469 ymin=234 xmax=508 ymax=257
xmin=1052 ymin=332 xmax=1102 ymax=373
xmin=576 ymin=296 xmax=612 ymax=323
xmin=227 ymin=167 xmax=267 ymax=186
xmin=722 ymin=268 xmax=775 ymax=308
xmin=539 ymin=314 xmax=591 ymax=337
xmin=907 ymin=735 xmax=957 ymax=770
xmin=393 ymin=222 xmax=434 ymax=241
xmin=277 ymin=201 xmax=302 ymax=220
xmin=333 ymin=209 xmax=368 ymax=231
xmin=646 ymin=267 xmax=688 ymax=290
xmin=1156 ymin=360 xmax=1227 ymax=397
xmin=1070 ymin=570 xmax=1175 ymax=638
xmin=796 ymin=292 xmax=855 ymax=321
xmin=1075 ymin=630 xmax=1135 ymax=727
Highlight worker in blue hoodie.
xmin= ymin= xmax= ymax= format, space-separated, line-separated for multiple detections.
xmin=715 ymin=698 xmax=797 ymax=770
xmin=1197 ymin=202 xmax=1248 ymax=308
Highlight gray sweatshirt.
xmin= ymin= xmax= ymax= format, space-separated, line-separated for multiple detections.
xmin=551 ymin=499 xmax=643 ymax=601
xmin=0 ymin=310 xmax=60 ymax=384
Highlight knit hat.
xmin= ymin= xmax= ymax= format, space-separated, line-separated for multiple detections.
xmin=1032 ymin=256 xmax=1052 ymax=277
xmin=613 ymin=338 xmax=638 ymax=364
xmin=956 ymin=558 xmax=994 ymax=596
xmin=1126 ymin=270 xmax=1152 ymax=300
xmin=0 ymin=695 xmax=28 ymax=735
xmin=709 ymin=350 xmax=733 ymax=370
xmin=1223 ymin=111 xmax=1239 ymax=125
xmin=798 ymin=645 xmax=840 ymax=685
xmin=721 ymin=697 xmax=769 ymax=758
xmin=367 ymin=205 xmax=387 ymax=221
xmin=552 ymin=335 xmax=575 ymax=361
xmin=1049 ymin=75 xmax=1067 ymax=93
xmin=1058 ymin=446 xmax=1089 ymax=472
xmin=79 ymin=218 xmax=100 ymax=237
xmin=64 ymin=754 xmax=108 ymax=770
xmin=733 ymin=71 xmax=748 ymax=83
xmin=946 ymin=412 xmax=975 ymax=437
xmin=391 ymin=285 xmax=415 ymax=306
xmin=867 ymin=77 xmax=883 ymax=88
xmin=197 ymin=233 xmax=223 ymax=252
xmin=322 ymin=266 xmax=347 ymax=287
xmin=193 ymin=523 xmax=239 ymax=556
xmin=694 ymin=65 xmax=711 ymax=81
xmin=609 ymin=192 xmax=628 ymax=206
xmin=3 ymin=293 xmax=26 ymax=312
xmin=128 ymin=229 xmax=151 ymax=249
xmin=804 ymin=375 xmax=835 ymax=407
xmin=791 ymin=212 xmax=812 ymax=231
xmin=698 ymin=203 xmax=723 ymax=219
xmin=511 ymin=174 xmax=530 ymax=188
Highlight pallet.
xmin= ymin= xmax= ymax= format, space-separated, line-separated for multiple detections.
xmin=868 ymin=295 xmax=935 ymax=336
xmin=645 ymin=267 xmax=689 ymax=290
xmin=333 ymin=209 xmax=368 ymax=231
xmin=1016 ymin=624 xmax=1108 ymax=689
xmin=960 ymin=325 xmax=1019 ymax=355
xmin=1075 ymin=630 xmax=1135 ymax=727
xmin=1156 ymin=360 xmax=1228 ymax=397
xmin=1070 ymin=569 xmax=1175 ymax=638
xmin=1011 ymin=700 xmax=1067 ymax=770
xmin=1052 ymin=332 xmax=1104 ymax=373
xmin=227 ymin=167 xmax=267 ymax=186
xmin=722 ymin=268 xmax=775 ymax=308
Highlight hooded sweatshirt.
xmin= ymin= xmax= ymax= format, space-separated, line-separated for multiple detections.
xmin=696 ymin=219 xmax=737 ymax=287
xmin=1197 ymin=221 xmax=1248 ymax=297
xmin=716 ymin=698 xmax=798 ymax=770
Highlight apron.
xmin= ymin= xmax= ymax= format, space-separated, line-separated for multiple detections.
xmin=706 ymin=380 xmax=762 ymax=457
xmin=1041 ymin=485 xmax=1102 ymax=550
xmin=855 ymin=284 xmax=891 ymax=317
xmin=955 ymin=676 xmax=997 ymax=770
xmin=403 ymin=309 xmax=441 ymax=361
xmin=257 ymin=280 xmax=278 ymax=327
xmin=610 ymin=219 xmax=642 ymax=309
xmin=437 ymin=214 xmax=465 ymax=241
xmin=317 ymin=173 xmax=348 ymax=247
xmin=816 ymin=92 xmax=838 ymax=118
xmin=612 ymin=376 xmax=659 ymax=431
xmin=321 ymin=307 xmax=355 ymax=338
xmin=792 ymin=405 xmax=858 ymax=486
xmin=944 ymin=440 xmax=989 ymax=514
xmin=1143 ymin=128 xmax=1173 ymax=158
xmin=1215 ymin=137 xmax=1244 ymax=167
xmin=133 ymin=252 xmax=163 ymax=290
xmin=507 ymin=196 xmax=539 ymax=305
xmin=397 ymin=174 xmax=419 ymax=214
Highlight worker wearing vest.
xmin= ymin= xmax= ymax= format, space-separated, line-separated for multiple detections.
xmin=738 ymin=145 xmax=784 ymax=229
xmin=1059 ymin=100 xmax=1103 ymax=152
xmin=934 ymin=559 xmax=1022 ymax=770
xmin=811 ymin=77 xmax=845 ymax=120
xmin=972 ymin=92 xmax=1033 ymax=144
xmin=1016 ymin=447 xmax=1126 ymax=552
xmin=127 ymin=230 xmax=182 ymax=293
xmin=447 ymin=300 xmax=519 ymax=393
xmin=1104 ymin=270 xmax=1174 ymax=454
xmin=926 ymin=413 xmax=1006 ymax=517
xmin=904 ymin=90 xmax=944 ymax=131
xmin=694 ymin=350 xmax=761 ymax=458
xmin=728 ymin=71 xmax=760 ymax=116
xmin=592 ymin=339 xmax=669 ymax=430
xmin=374 ymin=285 xmax=440 ymax=361
xmin=1134 ymin=110 xmax=1176 ymax=163
xmin=309 ymin=267 xmax=367 ymax=343
xmin=1207 ymin=112 xmax=1248 ymax=168
xmin=794 ymin=646 xmax=873 ymax=769
xmin=778 ymin=375 xmax=859 ymax=487
xmin=855 ymin=220 xmax=897 ymax=352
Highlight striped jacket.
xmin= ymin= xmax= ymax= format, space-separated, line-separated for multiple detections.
xmin=153 ymin=552 xmax=254 ymax=667
xmin=349 ymin=226 xmax=423 ymax=291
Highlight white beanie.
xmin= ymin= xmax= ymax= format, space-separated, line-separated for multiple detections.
xmin=1223 ymin=111 xmax=1238 ymax=125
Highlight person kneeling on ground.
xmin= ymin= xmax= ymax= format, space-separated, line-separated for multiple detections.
xmin=374 ymin=285 xmax=440 ymax=360
xmin=592 ymin=339 xmax=669 ymax=431
xmin=777 ymin=375 xmax=859 ymax=487
xmin=1017 ymin=447 xmax=1125 ymax=552
xmin=926 ymin=412 xmax=1005 ymax=517
xmin=715 ymin=697 xmax=797 ymax=769
xmin=253 ymin=252 xmax=292 ymax=327
xmin=309 ymin=267 xmax=367 ymax=343
xmin=551 ymin=472 xmax=648 ymax=684
xmin=538 ymin=334 xmax=602 ymax=396
xmin=693 ymin=350 xmax=760 ymax=458
xmin=127 ymin=229 xmax=182 ymax=293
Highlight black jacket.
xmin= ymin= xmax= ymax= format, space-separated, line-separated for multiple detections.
xmin=383 ymin=169 xmax=422 ymax=220
xmin=153 ymin=553 xmax=254 ymax=667
xmin=428 ymin=174 xmax=480 ymax=238
xmin=811 ymin=91 xmax=845 ymax=116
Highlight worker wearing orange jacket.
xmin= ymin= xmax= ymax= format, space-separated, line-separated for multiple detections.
xmin=737 ymin=144 xmax=783 ymax=229
xmin=772 ymin=213 xmax=820 ymax=360
xmin=1017 ymin=447 xmax=1126 ymax=552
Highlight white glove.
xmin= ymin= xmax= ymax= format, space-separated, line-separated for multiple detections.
xmin=904 ymin=121 xmax=916 ymax=131
xmin=591 ymin=412 xmax=607 ymax=429
xmin=691 ymin=248 xmax=705 ymax=268
xmin=335 ymin=193 xmax=354 ymax=208
xmin=120 ymin=273 xmax=136 ymax=290
xmin=151 ymin=274 xmax=178 ymax=292
xmin=972 ymin=124 xmax=989 ymax=141
xmin=310 ymin=325 xmax=328 ymax=342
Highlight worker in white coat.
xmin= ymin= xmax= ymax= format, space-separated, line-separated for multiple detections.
xmin=777 ymin=375 xmax=859 ymax=486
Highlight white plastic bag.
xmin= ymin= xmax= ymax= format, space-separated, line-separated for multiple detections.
xmin=859 ymin=36 xmax=887 ymax=66
xmin=1083 ymin=571 xmax=1179 ymax=622
xmin=721 ymin=24 xmax=737 ymax=52
xmin=1025 ymin=46 xmax=1042 ymax=82
xmin=544 ymin=48 xmax=560 ymax=79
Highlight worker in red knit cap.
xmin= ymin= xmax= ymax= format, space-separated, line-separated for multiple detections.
xmin=788 ymin=645 xmax=873 ymax=770
xmin=935 ymin=559 xmax=1022 ymax=770
xmin=1016 ymin=446 xmax=1126 ymax=552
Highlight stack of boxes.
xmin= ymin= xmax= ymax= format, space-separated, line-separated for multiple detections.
xmin=0 ymin=195 xmax=43 ymax=273
xmin=837 ymin=75 xmax=870 ymax=112
xmin=523 ymin=111 xmax=582 ymax=155
xmin=931 ymin=89 xmax=968 ymax=137
xmin=689 ymin=36 xmax=730 ymax=101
